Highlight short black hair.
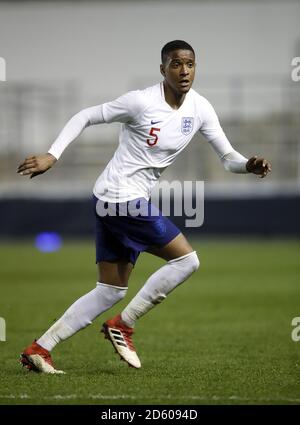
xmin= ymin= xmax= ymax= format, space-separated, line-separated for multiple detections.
xmin=161 ymin=40 xmax=195 ymax=64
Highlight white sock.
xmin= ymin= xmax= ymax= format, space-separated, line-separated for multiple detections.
xmin=37 ymin=282 xmax=127 ymax=351
xmin=121 ymin=251 xmax=199 ymax=327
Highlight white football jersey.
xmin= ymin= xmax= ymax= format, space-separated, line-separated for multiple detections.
xmin=48 ymin=82 xmax=247 ymax=201
xmin=94 ymin=82 xmax=228 ymax=202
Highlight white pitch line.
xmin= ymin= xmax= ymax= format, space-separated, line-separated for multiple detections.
xmin=1 ymin=394 xmax=300 ymax=403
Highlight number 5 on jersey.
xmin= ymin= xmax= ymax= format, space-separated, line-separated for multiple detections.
xmin=147 ymin=127 xmax=160 ymax=146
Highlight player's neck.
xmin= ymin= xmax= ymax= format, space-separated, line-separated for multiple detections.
xmin=163 ymin=81 xmax=186 ymax=110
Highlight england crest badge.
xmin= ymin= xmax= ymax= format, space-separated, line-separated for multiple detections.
xmin=181 ymin=117 xmax=194 ymax=135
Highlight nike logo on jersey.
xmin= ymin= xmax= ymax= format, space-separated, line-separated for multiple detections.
xmin=151 ymin=120 xmax=162 ymax=125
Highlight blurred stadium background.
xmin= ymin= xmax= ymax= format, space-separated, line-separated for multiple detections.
xmin=1 ymin=0 xmax=300 ymax=406
xmin=0 ymin=0 xmax=300 ymax=237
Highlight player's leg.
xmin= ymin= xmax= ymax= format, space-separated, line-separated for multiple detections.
xmin=146 ymin=232 xmax=194 ymax=260
xmin=99 ymin=262 xmax=144 ymax=368
xmin=120 ymin=232 xmax=199 ymax=328
xmin=20 ymin=196 xmax=134 ymax=373
xmin=20 ymin=260 xmax=132 ymax=374
xmin=98 ymin=260 xmax=133 ymax=287
xmin=103 ymin=232 xmax=199 ymax=369
xmin=36 ymin=261 xmax=132 ymax=350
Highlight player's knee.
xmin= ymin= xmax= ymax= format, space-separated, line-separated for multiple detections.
xmin=166 ymin=251 xmax=200 ymax=284
xmin=170 ymin=250 xmax=200 ymax=274
xmin=97 ymin=282 xmax=128 ymax=300
xmin=118 ymin=287 xmax=128 ymax=300
xmin=95 ymin=282 xmax=128 ymax=303
xmin=189 ymin=251 xmax=200 ymax=272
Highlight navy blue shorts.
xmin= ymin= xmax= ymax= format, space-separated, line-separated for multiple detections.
xmin=93 ymin=195 xmax=181 ymax=265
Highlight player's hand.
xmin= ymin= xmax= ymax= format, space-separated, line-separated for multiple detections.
xmin=246 ymin=156 xmax=271 ymax=178
xmin=17 ymin=153 xmax=57 ymax=179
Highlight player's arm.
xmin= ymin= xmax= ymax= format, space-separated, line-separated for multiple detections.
xmin=17 ymin=105 xmax=105 ymax=178
xmin=199 ymin=97 xmax=271 ymax=178
xmin=17 ymin=90 xmax=144 ymax=179
xmin=210 ymin=135 xmax=271 ymax=178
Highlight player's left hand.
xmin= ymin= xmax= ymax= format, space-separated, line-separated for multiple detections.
xmin=246 ymin=156 xmax=271 ymax=178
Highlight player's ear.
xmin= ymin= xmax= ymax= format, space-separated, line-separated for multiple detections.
xmin=160 ymin=64 xmax=165 ymax=77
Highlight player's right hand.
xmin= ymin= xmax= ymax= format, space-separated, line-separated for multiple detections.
xmin=17 ymin=153 xmax=57 ymax=179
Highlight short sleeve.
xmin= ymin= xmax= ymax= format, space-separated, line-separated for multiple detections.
xmin=199 ymin=97 xmax=225 ymax=142
xmin=102 ymin=90 xmax=145 ymax=124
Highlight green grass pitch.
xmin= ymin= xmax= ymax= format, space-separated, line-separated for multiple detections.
xmin=0 ymin=239 xmax=299 ymax=405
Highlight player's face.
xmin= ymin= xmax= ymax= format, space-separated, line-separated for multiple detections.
xmin=160 ymin=49 xmax=196 ymax=95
